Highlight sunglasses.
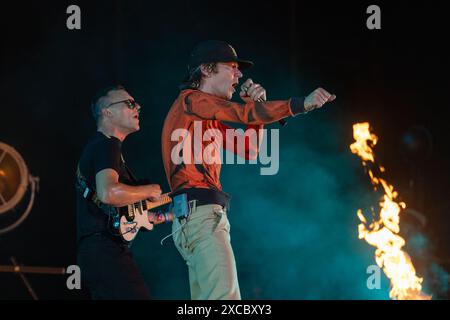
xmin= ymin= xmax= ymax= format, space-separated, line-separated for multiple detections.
xmin=106 ymin=99 xmax=140 ymax=113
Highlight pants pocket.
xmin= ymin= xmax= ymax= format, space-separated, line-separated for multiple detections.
xmin=172 ymin=219 xmax=189 ymax=259
xmin=212 ymin=206 xmax=230 ymax=233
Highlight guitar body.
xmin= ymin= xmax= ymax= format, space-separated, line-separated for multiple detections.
xmin=118 ymin=202 xmax=154 ymax=242
xmin=114 ymin=193 xmax=173 ymax=242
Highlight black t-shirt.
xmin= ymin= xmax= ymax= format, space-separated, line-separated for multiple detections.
xmin=76 ymin=131 xmax=133 ymax=242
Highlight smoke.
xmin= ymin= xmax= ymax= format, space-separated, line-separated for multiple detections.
xmin=132 ymin=97 xmax=400 ymax=299
xmin=427 ymin=263 xmax=450 ymax=298
xmin=218 ymin=114 xmax=392 ymax=299
xmin=402 ymin=213 xmax=450 ymax=299
xmin=122 ymin=15 xmax=448 ymax=299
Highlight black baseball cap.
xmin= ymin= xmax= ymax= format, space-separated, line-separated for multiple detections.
xmin=188 ymin=40 xmax=254 ymax=71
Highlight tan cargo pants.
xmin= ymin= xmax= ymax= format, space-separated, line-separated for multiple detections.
xmin=172 ymin=204 xmax=241 ymax=300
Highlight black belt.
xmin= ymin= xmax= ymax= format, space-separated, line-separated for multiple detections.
xmin=171 ymin=188 xmax=231 ymax=210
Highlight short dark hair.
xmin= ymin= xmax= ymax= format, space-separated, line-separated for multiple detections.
xmin=179 ymin=63 xmax=218 ymax=90
xmin=91 ymin=85 xmax=125 ymax=124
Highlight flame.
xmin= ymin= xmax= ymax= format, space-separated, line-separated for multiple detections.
xmin=350 ymin=122 xmax=431 ymax=300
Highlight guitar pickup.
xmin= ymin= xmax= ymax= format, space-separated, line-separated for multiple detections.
xmin=126 ymin=205 xmax=135 ymax=222
xmin=142 ymin=200 xmax=148 ymax=211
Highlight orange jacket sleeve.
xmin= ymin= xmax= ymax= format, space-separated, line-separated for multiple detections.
xmin=183 ymin=90 xmax=306 ymax=125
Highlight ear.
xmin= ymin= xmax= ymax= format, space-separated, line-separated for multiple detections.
xmin=199 ymin=64 xmax=211 ymax=78
xmin=101 ymin=107 xmax=112 ymax=118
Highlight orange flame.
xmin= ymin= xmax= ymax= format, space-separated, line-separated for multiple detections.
xmin=350 ymin=122 xmax=431 ymax=300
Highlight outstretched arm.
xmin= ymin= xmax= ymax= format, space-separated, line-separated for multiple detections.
xmin=183 ymin=88 xmax=305 ymax=125
xmin=183 ymin=80 xmax=335 ymax=124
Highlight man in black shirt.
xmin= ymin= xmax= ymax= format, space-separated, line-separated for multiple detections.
xmin=76 ymin=85 xmax=161 ymax=299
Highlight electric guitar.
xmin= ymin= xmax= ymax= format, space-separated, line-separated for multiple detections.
xmin=113 ymin=193 xmax=174 ymax=242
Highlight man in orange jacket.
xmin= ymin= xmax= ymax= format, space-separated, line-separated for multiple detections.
xmin=161 ymin=40 xmax=335 ymax=299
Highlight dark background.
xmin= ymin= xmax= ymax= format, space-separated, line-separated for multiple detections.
xmin=0 ymin=0 xmax=449 ymax=299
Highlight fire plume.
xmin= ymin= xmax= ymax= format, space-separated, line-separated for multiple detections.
xmin=350 ymin=122 xmax=431 ymax=300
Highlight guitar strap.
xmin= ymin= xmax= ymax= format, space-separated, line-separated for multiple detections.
xmin=75 ymin=163 xmax=116 ymax=217
xmin=122 ymin=160 xmax=139 ymax=184
xmin=75 ymin=153 xmax=136 ymax=212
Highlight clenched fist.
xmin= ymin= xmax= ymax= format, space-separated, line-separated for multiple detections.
xmin=304 ymin=88 xmax=336 ymax=112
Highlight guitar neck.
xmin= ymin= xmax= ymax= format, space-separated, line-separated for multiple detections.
xmin=145 ymin=192 xmax=172 ymax=210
